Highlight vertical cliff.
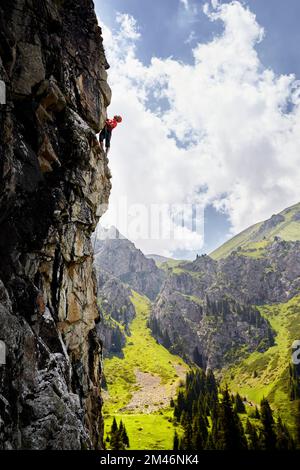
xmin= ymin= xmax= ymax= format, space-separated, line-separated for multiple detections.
xmin=0 ymin=0 xmax=111 ymax=449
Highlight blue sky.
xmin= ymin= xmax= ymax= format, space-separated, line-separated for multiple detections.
xmin=94 ymin=0 xmax=300 ymax=258
xmin=96 ymin=0 xmax=300 ymax=76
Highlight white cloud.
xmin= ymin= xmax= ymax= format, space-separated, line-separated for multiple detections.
xmin=115 ymin=13 xmax=140 ymax=40
xmin=98 ymin=3 xmax=300 ymax=257
xmin=180 ymin=0 xmax=190 ymax=10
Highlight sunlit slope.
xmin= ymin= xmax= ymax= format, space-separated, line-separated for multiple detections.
xmin=103 ymin=291 xmax=188 ymax=450
xmin=211 ymin=202 xmax=300 ymax=260
xmin=222 ymin=295 xmax=300 ymax=434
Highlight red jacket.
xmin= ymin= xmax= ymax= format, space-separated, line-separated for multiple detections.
xmin=105 ymin=118 xmax=118 ymax=131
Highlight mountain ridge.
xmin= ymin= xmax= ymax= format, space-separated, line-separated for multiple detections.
xmin=210 ymin=202 xmax=300 ymax=260
xmin=94 ymin=228 xmax=166 ymax=301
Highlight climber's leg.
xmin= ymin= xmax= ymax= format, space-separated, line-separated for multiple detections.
xmin=105 ymin=129 xmax=112 ymax=153
xmin=99 ymin=126 xmax=106 ymax=150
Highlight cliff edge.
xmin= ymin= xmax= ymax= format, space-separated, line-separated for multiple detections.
xmin=0 ymin=0 xmax=111 ymax=449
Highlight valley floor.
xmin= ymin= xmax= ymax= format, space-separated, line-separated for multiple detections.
xmin=103 ymin=292 xmax=300 ymax=448
xmin=103 ymin=291 xmax=188 ymax=450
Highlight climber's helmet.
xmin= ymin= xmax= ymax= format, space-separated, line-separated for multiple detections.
xmin=114 ymin=115 xmax=123 ymax=123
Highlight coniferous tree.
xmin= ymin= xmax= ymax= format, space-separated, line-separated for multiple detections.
xmin=181 ymin=423 xmax=193 ymax=450
xmin=297 ymin=400 xmax=300 ymax=449
xmin=110 ymin=433 xmax=125 ymax=450
xmin=254 ymin=406 xmax=260 ymax=419
xmin=174 ymin=390 xmax=185 ymax=420
xmin=121 ymin=424 xmax=130 ymax=448
xmin=109 ymin=419 xmax=130 ymax=450
xmin=173 ymin=431 xmax=179 ymax=450
xmin=216 ymin=387 xmax=247 ymax=450
xmin=210 ymin=404 xmax=219 ymax=450
xmin=192 ymin=426 xmax=203 ymax=450
xmin=180 ymin=410 xmax=189 ymax=428
xmin=276 ymin=417 xmax=294 ymax=450
xmin=192 ymin=401 xmax=199 ymax=418
xmin=260 ymin=398 xmax=277 ymax=450
xmin=206 ymin=369 xmax=218 ymax=397
xmin=245 ymin=419 xmax=259 ymax=450
xmin=110 ymin=422 xmax=125 ymax=450
xmin=289 ymin=363 xmax=300 ymax=400
xmin=234 ymin=393 xmax=246 ymax=414
xmin=119 ymin=420 xmax=124 ymax=434
xmin=206 ymin=433 xmax=215 ymax=450
xmin=198 ymin=412 xmax=209 ymax=447
xmin=172 ymin=367 xmax=293 ymax=452
xmin=111 ymin=417 xmax=118 ymax=434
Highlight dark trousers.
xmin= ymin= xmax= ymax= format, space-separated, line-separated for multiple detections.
xmin=100 ymin=125 xmax=112 ymax=148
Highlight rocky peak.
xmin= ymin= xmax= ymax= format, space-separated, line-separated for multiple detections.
xmin=94 ymin=228 xmax=165 ymax=300
xmin=252 ymin=213 xmax=285 ymax=241
xmin=293 ymin=211 xmax=300 ymax=221
xmin=0 ymin=0 xmax=111 ymax=449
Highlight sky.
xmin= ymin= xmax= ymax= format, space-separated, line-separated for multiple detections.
xmin=94 ymin=0 xmax=300 ymax=259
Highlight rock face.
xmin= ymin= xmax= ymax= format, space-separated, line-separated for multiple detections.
xmin=150 ymin=241 xmax=300 ymax=369
xmin=0 ymin=1 xmax=111 ymax=450
xmin=93 ymin=228 xmax=166 ymax=356
xmin=253 ymin=214 xmax=285 ymax=241
xmin=188 ymin=241 xmax=300 ymax=305
xmin=94 ymin=227 xmax=165 ymax=301
xmin=151 ymin=292 xmax=273 ymax=370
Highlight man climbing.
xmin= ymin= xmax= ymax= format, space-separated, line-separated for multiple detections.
xmin=99 ymin=115 xmax=122 ymax=155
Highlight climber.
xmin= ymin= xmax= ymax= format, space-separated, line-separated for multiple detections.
xmin=99 ymin=115 xmax=122 ymax=155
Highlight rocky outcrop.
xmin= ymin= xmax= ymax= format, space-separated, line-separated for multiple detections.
xmin=186 ymin=241 xmax=300 ymax=305
xmin=94 ymin=227 xmax=165 ymax=300
xmin=293 ymin=211 xmax=300 ymax=222
xmin=252 ymin=214 xmax=285 ymax=241
xmin=0 ymin=0 xmax=111 ymax=449
xmin=151 ymin=289 xmax=273 ymax=370
xmin=93 ymin=228 xmax=166 ymax=356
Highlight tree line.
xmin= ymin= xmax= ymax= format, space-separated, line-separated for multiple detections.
xmin=106 ymin=418 xmax=130 ymax=450
xmin=172 ymin=368 xmax=295 ymax=450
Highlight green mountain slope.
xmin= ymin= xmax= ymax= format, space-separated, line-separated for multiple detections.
xmin=211 ymin=202 xmax=300 ymax=260
xmin=103 ymin=291 xmax=188 ymax=450
xmin=222 ymin=295 xmax=300 ymax=434
xmin=149 ymin=202 xmax=300 ymax=439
